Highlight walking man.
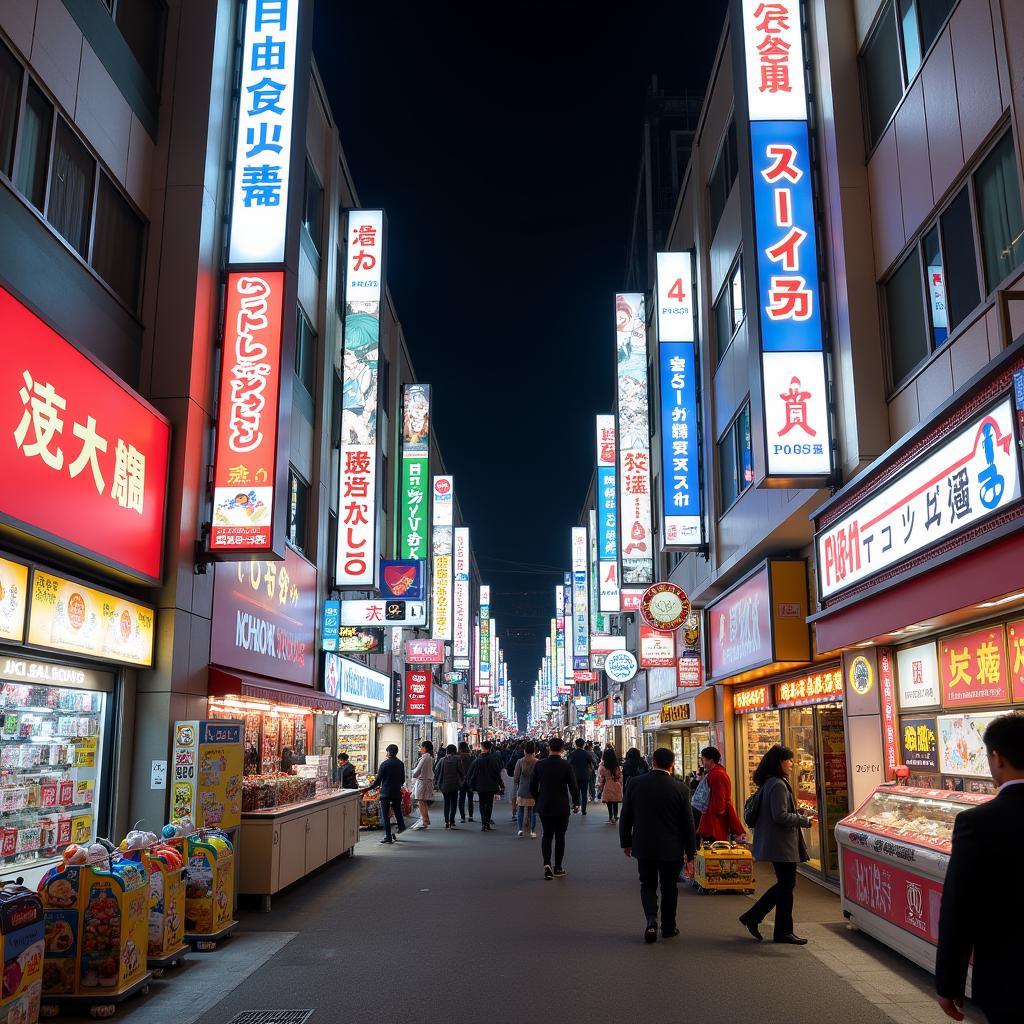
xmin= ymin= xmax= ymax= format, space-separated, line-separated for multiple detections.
xmin=619 ymin=746 xmax=697 ymax=943
xmin=585 ymin=741 xmax=599 ymax=800
xmin=368 ymin=743 xmax=406 ymax=845
xmin=467 ymin=739 xmax=505 ymax=831
xmin=530 ymin=737 xmax=580 ymax=880
xmin=567 ymin=738 xmax=593 ymax=816
xmin=936 ymin=712 xmax=1024 ymax=1023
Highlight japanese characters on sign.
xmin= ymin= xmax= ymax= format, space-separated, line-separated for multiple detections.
xmin=939 ymin=625 xmax=1010 ymax=708
xmin=774 ymin=667 xmax=843 ymax=708
xmin=879 ymin=647 xmax=898 ymax=780
xmin=818 ymin=398 xmax=1021 ymax=599
xmin=336 ymin=209 xmax=385 ymax=587
xmin=405 ymin=671 xmax=431 ymax=716
xmin=571 ymin=527 xmax=589 ymax=670
xmin=1005 ymin=619 xmax=1024 ymax=702
xmin=453 ymin=527 xmax=471 ymax=664
xmin=0 ymin=556 xmax=28 ymax=642
xmin=741 ymin=0 xmax=807 ymax=121
xmin=614 ymin=294 xmax=654 ymax=585
xmin=478 ymin=585 xmax=491 ymax=694
xmin=901 ymin=717 xmax=939 ymax=771
xmin=896 ymin=642 xmax=941 ymax=710
xmin=325 ymin=654 xmax=390 ymax=712
xmin=596 ymin=415 xmax=620 ymax=612
xmin=1 ymin=286 xmax=170 ymax=582
xmin=210 ymin=272 xmax=284 ymax=552
xmin=656 ymin=253 xmax=701 ymax=547
xmin=708 ymin=567 xmax=771 ymax=676
xmin=338 ymin=599 xmax=427 ymax=628
xmin=400 ymin=384 xmax=430 ymax=561
xmin=732 ymin=684 xmax=774 ymax=713
xmin=639 ymin=625 xmax=676 ymax=669
xmin=407 ymin=638 xmax=445 ymax=664
xmin=563 ymin=573 xmax=574 ymax=686
xmin=677 ymin=654 xmax=702 ymax=688
xmin=431 ymin=475 xmax=453 ymax=641
xmin=660 ymin=701 xmax=692 ymax=724
xmin=227 ymin=0 xmax=302 ymax=265
xmin=588 ymin=509 xmax=603 ymax=635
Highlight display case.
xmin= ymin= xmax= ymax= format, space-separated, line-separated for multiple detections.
xmin=835 ymin=785 xmax=992 ymax=979
xmin=240 ymin=774 xmax=317 ymax=812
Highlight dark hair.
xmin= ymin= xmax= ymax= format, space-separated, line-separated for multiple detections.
xmin=624 ymin=747 xmax=642 ymax=761
xmin=575 ymin=738 xmax=585 ymax=748
xmin=984 ymin=712 xmax=1024 ymax=769
xmin=652 ymin=747 xmax=674 ymax=770
xmin=338 ymin=752 xmax=349 ymax=762
xmin=386 ymin=744 xmax=399 ymax=756
xmin=524 ymin=741 xmax=536 ymax=754
xmin=752 ymin=744 xmax=794 ymax=787
xmin=446 ymin=744 xmax=457 ymax=755
xmin=602 ymin=748 xmax=619 ymax=772
xmin=421 ymin=739 xmax=433 ymax=754
xmin=701 ymin=746 xmax=722 ymax=764
xmin=549 ymin=737 xmax=564 ymax=753
xmin=584 ymin=741 xmax=593 ymax=749
xmin=458 ymin=741 xmax=470 ymax=753
xmin=482 ymin=740 xmax=493 ymax=751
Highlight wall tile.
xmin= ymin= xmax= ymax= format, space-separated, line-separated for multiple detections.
xmin=922 ymin=31 xmax=964 ymax=200
xmin=30 ymin=0 xmax=81 ymax=113
xmin=888 ymin=381 xmax=920 ymax=442
xmin=916 ymin=350 xmax=953 ymax=420
xmin=950 ymin=0 xmax=1003 ymax=161
xmin=75 ymin=44 xmax=130 ymax=182
xmin=0 ymin=0 xmax=37 ymax=57
xmin=895 ymin=79 xmax=934 ymax=239
xmin=125 ymin=115 xmax=155 ymax=216
xmin=867 ymin=127 xmax=905 ymax=275
xmin=949 ymin=318 xmax=989 ymax=390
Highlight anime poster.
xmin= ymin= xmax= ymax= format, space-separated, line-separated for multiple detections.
xmin=937 ymin=712 xmax=998 ymax=778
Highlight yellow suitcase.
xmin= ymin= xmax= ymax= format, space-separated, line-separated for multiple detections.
xmin=693 ymin=840 xmax=755 ymax=894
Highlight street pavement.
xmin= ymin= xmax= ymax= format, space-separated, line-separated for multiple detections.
xmin=92 ymin=788 xmax=985 ymax=1024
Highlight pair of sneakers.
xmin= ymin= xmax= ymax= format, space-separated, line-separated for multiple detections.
xmin=516 ymin=830 xmax=538 ymax=838
xmin=543 ymin=865 xmax=566 ymax=880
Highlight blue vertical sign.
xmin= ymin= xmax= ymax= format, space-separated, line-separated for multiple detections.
xmin=595 ymin=415 xmax=620 ymax=612
xmin=321 ymin=599 xmax=340 ymax=652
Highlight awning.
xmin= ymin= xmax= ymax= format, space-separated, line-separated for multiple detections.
xmin=208 ymin=667 xmax=343 ymax=712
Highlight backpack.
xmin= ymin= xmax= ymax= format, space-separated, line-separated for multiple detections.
xmin=743 ymin=786 xmax=765 ymax=828
xmin=691 ymin=775 xmax=711 ymax=814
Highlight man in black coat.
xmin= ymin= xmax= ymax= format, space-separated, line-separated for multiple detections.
xmin=335 ymin=752 xmax=358 ymax=790
xmin=368 ymin=744 xmax=406 ymax=845
xmin=530 ymin=737 xmax=580 ymax=879
xmin=619 ymin=746 xmax=697 ymax=943
xmin=936 ymin=712 xmax=1024 ymax=1023
xmin=567 ymin=739 xmax=594 ymax=815
xmin=467 ymin=739 xmax=505 ymax=831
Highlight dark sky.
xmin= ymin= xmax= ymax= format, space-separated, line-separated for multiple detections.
xmin=314 ymin=1 xmax=727 ymax=715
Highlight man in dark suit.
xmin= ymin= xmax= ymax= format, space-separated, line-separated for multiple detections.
xmin=936 ymin=712 xmax=1024 ymax=1023
xmin=619 ymin=746 xmax=697 ymax=943
xmin=530 ymin=737 xmax=580 ymax=879
xmin=368 ymin=744 xmax=406 ymax=845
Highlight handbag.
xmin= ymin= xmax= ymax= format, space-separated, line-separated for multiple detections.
xmin=743 ymin=787 xmax=764 ymax=828
xmin=691 ymin=775 xmax=712 ymax=814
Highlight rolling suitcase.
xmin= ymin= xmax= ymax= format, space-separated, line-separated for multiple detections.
xmin=692 ymin=840 xmax=756 ymax=895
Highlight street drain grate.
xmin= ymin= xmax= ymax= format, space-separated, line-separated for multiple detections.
xmin=227 ymin=1013 xmax=314 ymax=1024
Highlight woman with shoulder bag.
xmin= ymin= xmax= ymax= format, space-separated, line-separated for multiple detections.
xmin=513 ymin=741 xmax=539 ymax=837
xmin=410 ymin=740 xmax=435 ymax=830
xmin=739 ymin=744 xmax=813 ymax=945
xmin=597 ymin=747 xmax=624 ymax=823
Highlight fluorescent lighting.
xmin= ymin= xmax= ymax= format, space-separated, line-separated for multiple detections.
xmin=977 ymin=591 xmax=1024 ymax=609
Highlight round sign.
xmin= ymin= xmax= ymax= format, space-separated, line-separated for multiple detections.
xmin=604 ymin=650 xmax=638 ymax=684
xmin=640 ymin=583 xmax=691 ymax=631
xmin=848 ymin=655 xmax=875 ymax=696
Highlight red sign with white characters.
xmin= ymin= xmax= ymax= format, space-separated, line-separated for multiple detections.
xmin=732 ymin=684 xmax=774 ymax=714
xmin=406 ymin=670 xmax=431 ymax=715
xmin=842 ymin=848 xmax=943 ymax=945
xmin=708 ymin=567 xmax=771 ymax=677
xmin=0 ymin=285 xmax=169 ymax=581
xmin=406 ymin=638 xmax=444 ymax=664
xmin=939 ymin=625 xmax=1010 ymax=708
xmin=210 ymin=271 xmax=285 ymax=552
xmin=620 ymin=589 xmax=644 ymax=612
xmin=639 ymin=625 xmax=676 ymax=668
xmin=1004 ymin=618 xmax=1024 ymax=702
xmin=879 ymin=647 xmax=898 ymax=780
xmin=677 ymin=654 xmax=702 ymax=688
xmin=573 ymin=670 xmax=597 ymax=684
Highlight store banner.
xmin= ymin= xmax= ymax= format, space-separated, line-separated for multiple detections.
xmin=571 ymin=527 xmax=589 ymax=669
xmin=1005 ymin=618 xmax=1024 ymax=702
xmin=453 ymin=527 xmax=471 ymax=662
xmin=614 ymin=294 xmax=654 ymax=585
xmin=479 ymin=585 xmax=491 ymax=689
xmin=639 ymin=625 xmax=675 ymax=668
xmin=405 ymin=671 xmax=431 ymax=716
xmin=879 ymin=646 xmax=898 ymax=780
xmin=596 ymin=415 xmax=621 ymax=613
xmin=325 ymin=654 xmax=391 ymax=712
xmin=0 ymin=555 xmax=28 ymax=642
xmin=774 ymin=666 xmax=842 ymax=708
xmin=322 ymin=599 xmax=340 ymax=651
xmin=620 ymin=589 xmax=645 ymax=612
xmin=901 ymin=717 xmax=939 ymax=771
xmin=407 ymin=638 xmax=445 ymax=664
xmin=399 ymin=384 xmax=431 ymax=560
xmin=336 ymin=209 xmax=385 ymax=587
xmin=677 ymin=653 xmax=702 ymax=688
xmin=732 ymin=683 xmax=774 ymax=714
xmin=380 ymin=559 xmax=425 ymax=601
xmin=0 ymin=286 xmax=170 ymax=582
xmin=171 ymin=720 xmax=243 ymax=830
xmin=563 ymin=574 xmax=574 ymax=684
xmin=939 ymin=625 xmax=1009 ymax=707
xmin=334 ymin=626 xmax=383 ymax=654
xmin=895 ymin=642 xmax=941 ymax=709
xmin=431 ymin=475 xmax=453 ymax=641
xmin=339 ymin=599 xmax=426 ymax=628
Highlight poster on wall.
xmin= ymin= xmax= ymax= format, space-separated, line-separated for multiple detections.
xmin=900 ymin=717 xmax=938 ymax=771
xmin=896 ymin=642 xmax=941 ymax=710
xmin=171 ymin=720 xmax=243 ymax=830
xmin=937 ymin=712 xmax=998 ymax=778
xmin=939 ymin=625 xmax=1010 ymax=708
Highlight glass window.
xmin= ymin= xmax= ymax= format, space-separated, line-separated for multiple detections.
xmin=16 ymin=82 xmax=52 ymax=211
xmin=718 ymin=423 xmax=739 ymax=512
xmin=0 ymin=41 xmax=21 ymax=178
xmin=898 ymin=0 xmax=922 ymax=79
xmin=886 ymin=251 xmax=929 ymax=386
xmin=92 ymin=175 xmax=145 ymax=308
xmin=288 ymin=469 xmax=310 ymax=554
xmin=302 ymin=158 xmax=323 ymax=256
xmin=48 ymin=120 xmax=95 ymax=257
xmin=918 ymin=0 xmax=956 ymax=53
xmin=714 ymin=288 xmax=732 ymax=364
xmin=295 ymin=308 xmax=317 ymax=396
xmin=708 ymin=120 xmax=737 ymax=236
xmin=975 ymin=132 xmax=1024 ymax=293
xmin=738 ymin=405 xmax=753 ymax=489
xmin=938 ymin=189 xmax=980 ymax=329
xmin=921 ymin=226 xmax=948 ymax=347
xmin=115 ymin=0 xmax=165 ymax=90
xmin=862 ymin=5 xmax=904 ymax=147
xmin=730 ymin=260 xmax=745 ymax=331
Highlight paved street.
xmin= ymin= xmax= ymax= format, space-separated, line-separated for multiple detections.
xmin=90 ymin=791 xmax=983 ymax=1024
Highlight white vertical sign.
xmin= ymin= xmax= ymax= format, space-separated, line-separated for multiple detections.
xmin=656 ymin=252 xmax=695 ymax=342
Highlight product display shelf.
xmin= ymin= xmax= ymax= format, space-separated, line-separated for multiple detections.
xmin=183 ymin=831 xmax=236 ymax=951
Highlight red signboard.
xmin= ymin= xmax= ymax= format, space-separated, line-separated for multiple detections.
xmin=211 ymin=545 xmax=317 ymax=686
xmin=573 ymin=670 xmax=598 ymax=684
xmin=620 ymin=589 xmax=644 ymax=612
xmin=939 ymin=625 xmax=1010 ymax=708
xmin=708 ymin=566 xmax=772 ymax=677
xmin=210 ymin=271 xmax=285 ymax=552
xmin=1005 ymin=618 xmax=1024 ymax=702
xmin=0 ymin=285 xmax=170 ymax=582
xmin=406 ymin=670 xmax=431 ymax=715
xmin=677 ymin=654 xmax=702 ymax=688
xmin=406 ymin=638 xmax=445 ymax=664
xmin=879 ymin=647 xmax=898 ymax=780
xmin=774 ymin=667 xmax=843 ymax=708
xmin=639 ymin=624 xmax=676 ymax=668
xmin=732 ymin=684 xmax=774 ymax=714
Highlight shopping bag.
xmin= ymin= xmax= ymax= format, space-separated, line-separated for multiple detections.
xmin=401 ymin=787 xmax=413 ymax=816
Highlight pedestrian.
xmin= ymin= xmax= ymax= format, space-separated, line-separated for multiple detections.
xmin=467 ymin=739 xmax=505 ymax=831
xmin=434 ymin=744 xmax=466 ymax=829
xmin=598 ymin=747 xmax=624 ymax=823
xmin=335 ymin=751 xmax=358 ymax=789
xmin=585 ymin=741 xmax=598 ymax=800
xmin=618 ymin=746 xmax=697 ymax=943
xmin=936 ymin=712 xmax=1024 ymax=1023
xmin=410 ymin=740 xmax=435 ymax=830
xmin=622 ymin=747 xmax=649 ymax=790
xmin=280 ymin=746 xmax=296 ymax=773
xmin=695 ymin=747 xmax=745 ymax=843
xmin=513 ymin=740 xmax=540 ymax=838
xmin=507 ymin=745 xmax=523 ymax=821
xmin=368 ymin=743 xmax=406 ymax=845
xmin=739 ymin=743 xmax=812 ymax=945
xmin=457 ymin=741 xmax=475 ymax=822
xmin=567 ymin=738 xmax=593 ymax=816
xmin=530 ymin=736 xmax=580 ymax=879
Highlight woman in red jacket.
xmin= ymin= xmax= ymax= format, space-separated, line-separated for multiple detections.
xmin=696 ymin=747 xmax=746 ymax=842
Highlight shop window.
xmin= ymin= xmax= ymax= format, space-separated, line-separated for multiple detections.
xmin=917 ymin=0 xmax=957 ymax=56
xmin=886 ymin=250 xmax=931 ymax=387
xmin=288 ymin=468 xmax=310 ymax=555
xmin=15 ymin=81 xmax=52 ymax=212
xmin=975 ymin=132 xmax=1024 ymax=293
xmin=92 ymin=174 xmax=145 ymax=309
xmin=861 ymin=5 xmax=903 ymax=147
xmin=708 ymin=119 xmax=737 ymax=237
xmin=714 ymin=258 xmax=744 ymax=363
xmin=898 ymin=0 xmax=922 ymax=79
xmin=714 ymin=289 xmax=731 ymax=364
xmin=718 ymin=403 xmax=752 ymax=514
xmin=0 ymin=40 xmax=21 ymax=178
xmin=921 ymin=226 xmax=947 ymax=348
xmin=47 ymin=119 xmax=95 ymax=258
xmin=730 ymin=259 xmax=744 ymax=331
xmin=295 ymin=307 xmax=317 ymax=397
xmin=938 ymin=188 xmax=980 ymax=328
xmin=113 ymin=0 xmax=166 ymax=91
xmin=302 ymin=158 xmax=323 ymax=257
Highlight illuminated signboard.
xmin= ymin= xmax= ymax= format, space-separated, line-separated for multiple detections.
xmin=775 ymin=667 xmax=843 ymax=708
xmin=0 ymin=286 xmax=170 ymax=583
xmin=614 ymin=294 xmax=654 ymax=584
xmin=406 ymin=670 xmax=431 ymax=716
xmin=596 ymin=415 xmax=620 ymax=612
xmin=400 ymin=384 xmax=430 ymax=560
xmin=339 ymin=599 xmax=426 ymax=627
xmin=478 ymin=585 xmax=491 ymax=693
xmin=453 ymin=527 xmax=471 ymax=664
xmin=336 ymin=209 xmax=385 ymax=587
xmin=741 ymin=0 xmax=832 ymax=480
xmin=732 ymin=684 xmax=774 ymax=713
xmin=431 ymin=475 xmax=453 ymax=641
xmin=0 ymin=556 xmax=28 ymax=642
xmin=656 ymin=252 xmax=701 ymax=547
xmin=571 ymin=527 xmax=589 ymax=670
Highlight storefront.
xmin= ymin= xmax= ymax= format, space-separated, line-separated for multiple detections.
xmin=642 ymin=689 xmax=715 ymax=775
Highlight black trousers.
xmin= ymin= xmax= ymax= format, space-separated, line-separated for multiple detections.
xmin=380 ymin=796 xmax=404 ymax=840
xmin=588 ymin=774 xmax=596 ymax=799
xmin=576 ymin=780 xmax=589 ymax=813
xmin=458 ymin=785 xmax=474 ymax=818
xmin=478 ymin=791 xmax=495 ymax=825
xmin=637 ymin=858 xmax=683 ymax=928
xmin=442 ymin=791 xmax=459 ymax=824
xmin=748 ymin=861 xmax=797 ymax=936
xmin=540 ymin=814 xmax=569 ymax=869
xmin=606 ymin=801 xmax=620 ymax=820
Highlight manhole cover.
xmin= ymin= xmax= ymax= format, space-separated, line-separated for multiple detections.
xmin=227 ymin=1013 xmax=314 ymax=1024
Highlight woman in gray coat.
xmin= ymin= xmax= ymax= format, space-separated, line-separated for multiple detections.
xmin=739 ymin=744 xmax=812 ymax=945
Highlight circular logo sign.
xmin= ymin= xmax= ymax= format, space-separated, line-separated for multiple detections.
xmin=434 ymin=478 xmax=452 ymax=495
xmin=604 ymin=650 xmax=638 ymax=684
xmin=640 ymin=583 xmax=691 ymax=631
xmin=848 ymin=655 xmax=874 ymax=696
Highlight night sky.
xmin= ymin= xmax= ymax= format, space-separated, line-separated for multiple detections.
xmin=314 ymin=1 xmax=727 ymax=716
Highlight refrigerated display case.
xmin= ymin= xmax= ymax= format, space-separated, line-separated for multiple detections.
xmin=835 ymin=785 xmax=992 ymax=978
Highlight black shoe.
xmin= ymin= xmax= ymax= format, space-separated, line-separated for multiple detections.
xmin=739 ymin=913 xmax=763 ymax=941
xmin=773 ymin=933 xmax=808 ymax=945
xmin=481 ymin=825 xmax=488 ymax=832
xmin=460 ymin=817 xmax=466 ymax=823
xmin=379 ymin=837 xmax=394 ymax=844
xmin=544 ymin=865 xmax=554 ymax=880
xmin=661 ymin=927 xmax=680 ymax=938
xmin=553 ymin=867 xmax=566 ymax=878
xmin=581 ymin=810 xmax=587 ymax=815
xmin=644 ymin=919 xmax=658 ymax=944
xmin=468 ymin=816 xmax=474 ymax=821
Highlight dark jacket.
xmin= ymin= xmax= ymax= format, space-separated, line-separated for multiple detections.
xmin=434 ymin=754 xmax=466 ymax=794
xmin=567 ymin=748 xmax=592 ymax=781
xmin=618 ymin=769 xmax=697 ymax=863
xmin=936 ymin=784 xmax=1024 ymax=1016
xmin=458 ymin=752 xmax=475 ymax=788
xmin=750 ymin=776 xmax=810 ymax=863
xmin=336 ymin=762 xmax=358 ymax=789
xmin=622 ymin=755 xmax=649 ymax=789
xmin=467 ymin=750 xmax=505 ymax=794
xmin=370 ymin=756 xmax=405 ymax=799
xmin=530 ymin=754 xmax=580 ymax=816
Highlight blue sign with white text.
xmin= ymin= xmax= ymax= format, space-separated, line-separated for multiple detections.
xmin=598 ymin=465 xmax=618 ymax=558
xmin=659 ymin=341 xmax=701 ymax=545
